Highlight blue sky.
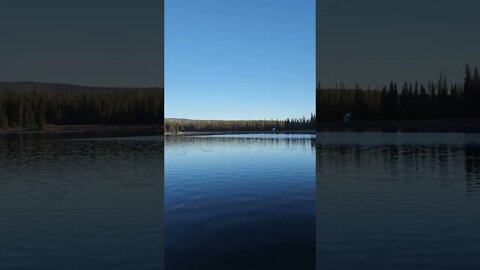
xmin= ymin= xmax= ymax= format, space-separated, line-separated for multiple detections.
xmin=165 ymin=0 xmax=315 ymax=120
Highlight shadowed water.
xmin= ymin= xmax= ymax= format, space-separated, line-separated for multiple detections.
xmin=316 ymin=132 xmax=480 ymax=270
xmin=165 ymin=134 xmax=316 ymax=270
xmin=0 ymin=134 xmax=164 ymax=270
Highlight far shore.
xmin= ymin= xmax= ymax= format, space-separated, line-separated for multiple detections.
xmin=165 ymin=129 xmax=315 ymax=136
xmin=0 ymin=124 xmax=164 ymax=135
xmin=3 ymin=118 xmax=480 ymax=135
xmin=316 ymin=118 xmax=480 ymax=132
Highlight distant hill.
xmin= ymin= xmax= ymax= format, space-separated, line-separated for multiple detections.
xmin=0 ymin=81 xmax=163 ymax=93
xmin=165 ymin=118 xmax=202 ymax=122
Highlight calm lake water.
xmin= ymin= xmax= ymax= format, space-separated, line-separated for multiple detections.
xmin=316 ymin=132 xmax=480 ymax=270
xmin=165 ymin=134 xmax=316 ymax=270
xmin=0 ymin=134 xmax=164 ymax=270
xmin=3 ymin=132 xmax=478 ymax=269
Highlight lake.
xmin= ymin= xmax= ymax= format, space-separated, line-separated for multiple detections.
xmin=316 ymin=132 xmax=480 ymax=270
xmin=3 ymin=132 xmax=477 ymax=269
xmin=165 ymin=134 xmax=316 ymax=270
xmin=0 ymin=134 xmax=164 ymax=270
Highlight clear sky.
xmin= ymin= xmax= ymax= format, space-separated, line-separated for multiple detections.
xmin=0 ymin=0 xmax=163 ymax=87
xmin=165 ymin=0 xmax=315 ymax=120
xmin=317 ymin=0 xmax=480 ymax=89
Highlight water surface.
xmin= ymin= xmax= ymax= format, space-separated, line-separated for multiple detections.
xmin=0 ymin=134 xmax=164 ymax=270
xmin=165 ymin=134 xmax=316 ymax=270
xmin=316 ymin=132 xmax=480 ymax=270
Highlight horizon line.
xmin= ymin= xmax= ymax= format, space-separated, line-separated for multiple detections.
xmin=165 ymin=116 xmax=315 ymax=121
xmin=0 ymin=80 xmax=164 ymax=89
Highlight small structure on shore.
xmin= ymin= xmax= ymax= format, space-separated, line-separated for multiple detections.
xmin=272 ymin=127 xmax=276 ymax=132
xmin=343 ymin=113 xmax=351 ymax=123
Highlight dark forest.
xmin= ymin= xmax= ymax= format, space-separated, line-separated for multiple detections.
xmin=165 ymin=116 xmax=316 ymax=133
xmin=0 ymin=82 xmax=164 ymax=129
xmin=317 ymin=64 xmax=480 ymax=122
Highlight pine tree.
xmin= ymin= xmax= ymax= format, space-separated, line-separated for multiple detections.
xmin=465 ymin=64 xmax=473 ymax=94
xmin=472 ymin=67 xmax=480 ymax=117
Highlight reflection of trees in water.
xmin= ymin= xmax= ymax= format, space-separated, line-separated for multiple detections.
xmin=0 ymin=135 xmax=164 ymax=161
xmin=464 ymin=145 xmax=480 ymax=197
xmin=316 ymin=142 xmax=480 ymax=196
xmin=0 ymin=136 xmax=164 ymax=219
xmin=166 ymin=135 xmax=315 ymax=153
xmin=0 ymin=136 xmax=164 ymax=188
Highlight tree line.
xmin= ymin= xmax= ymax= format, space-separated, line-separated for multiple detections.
xmin=165 ymin=115 xmax=315 ymax=133
xmin=0 ymin=82 xmax=164 ymax=129
xmin=317 ymin=64 xmax=480 ymax=121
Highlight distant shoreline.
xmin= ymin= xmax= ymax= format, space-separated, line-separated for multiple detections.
xmin=316 ymin=118 xmax=480 ymax=132
xmin=165 ymin=129 xmax=315 ymax=136
xmin=0 ymin=124 xmax=164 ymax=135
xmin=4 ymin=118 xmax=480 ymax=135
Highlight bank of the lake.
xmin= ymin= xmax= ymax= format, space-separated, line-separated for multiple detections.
xmin=165 ymin=129 xmax=315 ymax=136
xmin=0 ymin=124 xmax=164 ymax=134
xmin=317 ymin=118 xmax=480 ymax=132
